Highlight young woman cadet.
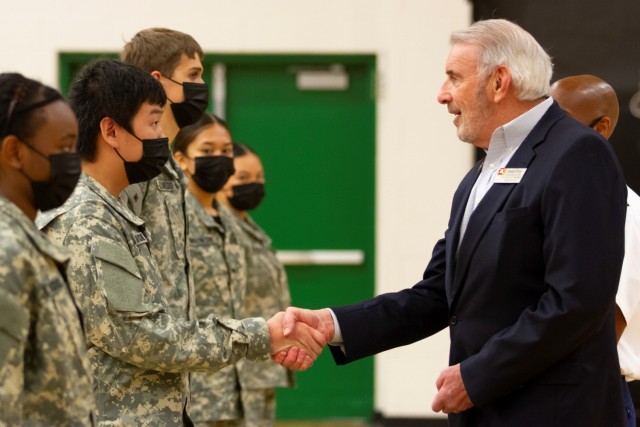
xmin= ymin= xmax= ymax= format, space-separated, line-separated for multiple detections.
xmin=0 ymin=72 xmax=95 ymax=425
xmin=173 ymin=114 xmax=247 ymax=427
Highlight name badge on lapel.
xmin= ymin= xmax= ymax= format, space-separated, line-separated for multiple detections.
xmin=495 ymin=168 xmax=527 ymax=184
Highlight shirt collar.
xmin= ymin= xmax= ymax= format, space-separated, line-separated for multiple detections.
xmin=80 ymin=174 xmax=145 ymax=227
xmin=486 ymin=96 xmax=554 ymax=157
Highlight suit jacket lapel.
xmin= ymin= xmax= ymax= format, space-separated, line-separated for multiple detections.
xmin=449 ymin=102 xmax=565 ymax=305
xmin=445 ymin=161 xmax=482 ymax=302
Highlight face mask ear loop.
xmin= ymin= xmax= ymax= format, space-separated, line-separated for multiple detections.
xmin=16 ymin=139 xmax=51 ymax=183
xmin=161 ymin=75 xmax=182 ymax=104
xmin=113 ymin=148 xmax=128 ymax=163
xmin=19 ymin=139 xmax=50 ymax=160
xmin=112 ymin=123 xmax=144 ymax=163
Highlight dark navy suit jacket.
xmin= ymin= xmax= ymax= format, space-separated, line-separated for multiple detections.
xmin=331 ymin=102 xmax=628 ymax=426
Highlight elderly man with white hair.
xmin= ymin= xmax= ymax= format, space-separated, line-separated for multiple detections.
xmin=281 ymin=19 xmax=628 ymax=426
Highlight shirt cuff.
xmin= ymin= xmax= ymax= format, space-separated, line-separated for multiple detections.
xmin=327 ymin=308 xmax=344 ymax=345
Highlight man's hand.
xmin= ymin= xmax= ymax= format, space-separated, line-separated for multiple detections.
xmin=267 ymin=311 xmax=326 ymax=371
xmin=282 ymin=306 xmax=335 ymax=342
xmin=431 ymin=364 xmax=473 ymax=414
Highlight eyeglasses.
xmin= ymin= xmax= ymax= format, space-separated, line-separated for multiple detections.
xmin=1 ymin=83 xmax=27 ymax=138
xmin=588 ymin=116 xmax=604 ymax=128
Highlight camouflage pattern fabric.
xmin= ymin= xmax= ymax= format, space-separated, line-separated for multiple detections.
xmin=221 ymin=205 xmax=293 ymax=427
xmin=221 ymin=205 xmax=293 ymax=391
xmin=240 ymin=389 xmax=276 ymax=427
xmin=187 ymin=195 xmax=246 ymax=423
xmin=119 ymin=157 xmax=195 ymax=321
xmin=1 ymin=196 xmax=95 ymax=426
xmin=37 ymin=174 xmax=270 ymax=426
xmin=196 ymin=419 xmax=244 ymax=427
xmin=119 ymin=158 xmax=197 ymax=421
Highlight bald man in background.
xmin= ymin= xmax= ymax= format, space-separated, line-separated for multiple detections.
xmin=551 ymin=74 xmax=640 ymax=427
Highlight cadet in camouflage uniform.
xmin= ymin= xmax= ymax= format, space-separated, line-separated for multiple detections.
xmin=40 ymin=172 xmax=271 ymax=425
xmin=218 ymin=144 xmax=294 ymax=427
xmin=119 ymin=154 xmax=194 ymax=320
xmin=120 ymin=30 xmax=208 ymax=421
xmin=123 ymin=29 xmax=318 ymax=424
xmin=120 ymin=28 xmax=210 ymax=321
xmin=36 ymin=60 xmax=322 ymax=426
xmin=174 ymin=115 xmax=249 ymax=426
xmin=186 ymin=194 xmax=249 ymax=427
xmin=0 ymin=73 xmax=95 ymax=425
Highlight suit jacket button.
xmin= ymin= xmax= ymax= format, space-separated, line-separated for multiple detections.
xmin=450 ymin=316 xmax=457 ymax=325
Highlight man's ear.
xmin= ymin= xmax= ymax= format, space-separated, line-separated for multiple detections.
xmin=1 ymin=135 xmax=25 ymax=169
xmin=491 ymin=66 xmax=512 ymax=103
xmin=99 ymin=117 xmax=120 ymax=149
xmin=594 ymin=116 xmax=612 ymax=139
xmin=150 ymin=70 xmax=162 ymax=81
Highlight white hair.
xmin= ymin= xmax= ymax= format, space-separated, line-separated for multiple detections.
xmin=451 ymin=19 xmax=553 ymax=101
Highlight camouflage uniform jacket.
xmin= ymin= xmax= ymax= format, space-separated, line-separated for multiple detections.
xmin=37 ymin=174 xmax=270 ymax=426
xmin=1 ymin=196 xmax=95 ymax=426
xmin=222 ymin=205 xmax=293 ymax=390
xmin=120 ymin=157 xmax=195 ymax=320
xmin=187 ymin=195 xmax=247 ymax=422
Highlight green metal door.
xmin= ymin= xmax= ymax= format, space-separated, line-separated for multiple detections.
xmin=212 ymin=55 xmax=376 ymax=421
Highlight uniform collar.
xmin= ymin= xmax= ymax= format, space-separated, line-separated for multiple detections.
xmin=80 ymin=174 xmax=145 ymax=227
xmin=187 ymin=192 xmax=226 ymax=232
xmin=1 ymin=196 xmax=71 ymax=264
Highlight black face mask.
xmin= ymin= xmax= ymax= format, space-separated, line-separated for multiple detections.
xmin=114 ymin=133 xmax=170 ymax=185
xmin=20 ymin=142 xmax=81 ymax=212
xmin=190 ymin=155 xmax=235 ymax=193
xmin=166 ymin=77 xmax=209 ymax=128
xmin=228 ymin=182 xmax=265 ymax=211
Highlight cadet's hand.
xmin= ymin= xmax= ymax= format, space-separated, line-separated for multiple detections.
xmin=282 ymin=307 xmax=335 ymax=342
xmin=271 ymin=347 xmax=312 ymax=371
xmin=267 ymin=311 xmax=326 ymax=371
xmin=431 ymin=364 xmax=473 ymax=414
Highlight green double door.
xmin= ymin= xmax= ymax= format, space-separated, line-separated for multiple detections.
xmin=60 ymin=53 xmax=376 ymax=421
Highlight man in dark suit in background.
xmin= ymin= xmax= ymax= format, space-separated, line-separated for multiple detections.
xmin=278 ymin=19 xmax=628 ymax=426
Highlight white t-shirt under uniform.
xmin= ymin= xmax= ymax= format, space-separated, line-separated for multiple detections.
xmin=617 ymin=187 xmax=640 ymax=382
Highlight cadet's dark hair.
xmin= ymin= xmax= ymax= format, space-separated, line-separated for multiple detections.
xmin=0 ymin=73 xmax=63 ymax=141
xmin=69 ymin=60 xmax=166 ymax=161
xmin=121 ymin=28 xmax=204 ymax=77
xmin=232 ymin=142 xmax=257 ymax=158
xmin=172 ymin=113 xmax=228 ymax=154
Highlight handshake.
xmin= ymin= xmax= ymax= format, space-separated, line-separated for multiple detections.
xmin=267 ymin=307 xmax=335 ymax=371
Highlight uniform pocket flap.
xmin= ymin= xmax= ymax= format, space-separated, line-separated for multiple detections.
xmin=92 ymin=240 xmax=142 ymax=279
xmin=92 ymin=240 xmax=151 ymax=313
xmin=0 ymin=291 xmax=28 ymax=342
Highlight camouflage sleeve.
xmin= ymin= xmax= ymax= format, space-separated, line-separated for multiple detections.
xmin=278 ymin=262 xmax=292 ymax=309
xmin=60 ymin=213 xmax=270 ymax=374
xmin=0 ymin=255 xmax=31 ymax=423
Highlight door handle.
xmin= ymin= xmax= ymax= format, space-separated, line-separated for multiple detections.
xmin=276 ymin=250 xmax=364 ymax=266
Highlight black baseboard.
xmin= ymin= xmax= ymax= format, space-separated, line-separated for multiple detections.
xmin=372 ymin=412 xmax=448 ymax=427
